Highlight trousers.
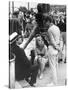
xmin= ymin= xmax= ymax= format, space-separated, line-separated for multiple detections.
xmin=48 ymin=45 xmax=58 ymax=85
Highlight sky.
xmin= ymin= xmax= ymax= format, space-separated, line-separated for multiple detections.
xmin=9 ymin=1 xmax=38 ymax=13
xmin=10 ymin=1 xmax=38 ymax=10
xmin=14 ymin=1 xmax=38 ymax=9
xmin=9 ymin=1 xmax=66 ymax=14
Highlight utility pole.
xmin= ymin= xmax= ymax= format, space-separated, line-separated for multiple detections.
xmin=12 ymin=1 xmax=14 ymax=17
xmin=28 ymin=2 xmax=29 ymax=10
xmin=9 ymin=1 xmax=10 ymax=19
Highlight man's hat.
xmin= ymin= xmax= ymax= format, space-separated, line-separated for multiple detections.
xmin=9 ymin=32 xmax=19 ymax=45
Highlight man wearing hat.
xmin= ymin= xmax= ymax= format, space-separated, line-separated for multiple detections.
xmin=9 ymin=32 xmax=39 ymax=87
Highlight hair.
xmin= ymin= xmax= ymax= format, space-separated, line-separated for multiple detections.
xmin=43 ymin=15 xmax=53 ymax=23
xmin=13 ymin=11 xmax=19 ymax=18
xmin=36 ymin=36 xmax=44 ymax=48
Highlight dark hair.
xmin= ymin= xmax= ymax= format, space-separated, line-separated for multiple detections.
xmin=13 ymin=11 xmax=19 ymax=17
xmin=43 ymin=15 xmax=52 ymax=23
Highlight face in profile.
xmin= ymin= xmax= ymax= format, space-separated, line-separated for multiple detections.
xmin=16 ymin=36 xmax=23 ymax=45
xmin=45 ymin=21 xmax=50 ymax=28
xmin=36 ymin=36 xmax=44 ymax=47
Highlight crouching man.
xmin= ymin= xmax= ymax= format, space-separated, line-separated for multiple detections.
xmin=10 ymin=32 xmax=39 ymax=87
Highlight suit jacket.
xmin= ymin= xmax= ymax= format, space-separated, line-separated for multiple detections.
xmin=12 ymin=45 xmax=31 ymax=80
xmin=9 ymin=18 xmax=22 ymax=35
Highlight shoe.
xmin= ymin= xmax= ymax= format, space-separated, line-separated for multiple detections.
xmin=25 ymin=78 xmax=29 ymax=82
xmin=29 ymin=81 xmax=36 ymax=87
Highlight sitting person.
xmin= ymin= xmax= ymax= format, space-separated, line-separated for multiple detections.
xmin=34 ymin=36 xmax=48 ymax=79
xmin=10 ymin=32 xmax=39 ymax=86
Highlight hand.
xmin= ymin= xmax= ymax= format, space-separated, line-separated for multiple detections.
xmin=55 ymin=45 xmax=61 ymax=51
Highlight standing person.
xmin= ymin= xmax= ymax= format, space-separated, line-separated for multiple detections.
xmin=60 ymin=32 xmax=66 ymax=63
xmin=9 ymin=11 xmax=22 ymax=35
xmin=44 ymin=16 xmax=62 ymax=86
xmin=25 ymin=18 xmax=34 ymax=38
xmin=18 ymin=11 xmax=24 ymax=32
xmin=57 ymin=16 xmax=65 ymax=32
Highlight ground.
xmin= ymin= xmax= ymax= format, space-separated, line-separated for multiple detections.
xmin=15 ymin=38 xmax=67 ymax=88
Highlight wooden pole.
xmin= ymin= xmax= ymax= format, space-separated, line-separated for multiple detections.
xmin=28 ymin=2 xmax=29 ymax=10
xmin=12 ymin=1 xmax=14 ymax=17
xmin=9 ymin=1 xmax=10 ymax=19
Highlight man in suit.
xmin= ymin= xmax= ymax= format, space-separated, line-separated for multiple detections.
xmin=10 ymin=33 xmax=39 ymax=86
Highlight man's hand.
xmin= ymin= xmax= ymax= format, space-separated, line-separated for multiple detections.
xmin=55 ymin=45 xmax=61 ymax=52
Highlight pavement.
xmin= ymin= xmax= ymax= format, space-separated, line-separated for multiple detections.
xmin=15 ymin=38 xmax=67 ymax=88
xmin=15 ymin=63 xmax=67 ymax=88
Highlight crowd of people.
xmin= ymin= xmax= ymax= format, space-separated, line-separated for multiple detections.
xmin=9 ymin=4 xmax=66 ymax=36
xmin=9 ymin=3 xmax=66 ymax=87
xmin=9 ymin=7 xmax=36 ymax=37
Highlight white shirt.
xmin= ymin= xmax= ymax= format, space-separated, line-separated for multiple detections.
xmin=48 ymin=24 xmax=61 ymax=55
xmin=48 ymin=24 xmax=60 ymax=47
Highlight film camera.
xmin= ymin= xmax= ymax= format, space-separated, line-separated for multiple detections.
xmin=35 ymin=3 xmax=50 ymax=28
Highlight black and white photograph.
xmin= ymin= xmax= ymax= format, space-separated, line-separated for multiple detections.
xmin=9 ymin=1 xmax=67 ymax=88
